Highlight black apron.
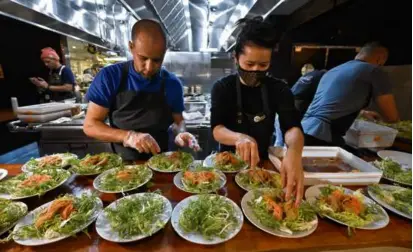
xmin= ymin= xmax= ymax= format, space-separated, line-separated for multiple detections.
xmin=46 ymin=65 xmax=74 ymax=101
xmin=316 ymin=88 xmax=373 ymax=146
xmin=109 ymin=61 xmax=173 ymax=161
xmin=219 ymin=77 xmax=274 ymax=159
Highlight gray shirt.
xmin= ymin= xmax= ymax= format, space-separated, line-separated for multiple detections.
xmin=302 ymin=60 xmax=392 ymax=142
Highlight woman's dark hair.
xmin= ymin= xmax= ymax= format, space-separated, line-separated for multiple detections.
xmin=234 ymin=17 xmax=277 ymax=58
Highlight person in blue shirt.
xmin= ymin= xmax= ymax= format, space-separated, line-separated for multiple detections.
xmin=84 ymin=19 xmax=199 ymax=161
xmin=302 ymin=42 xmax=400 ymax=146
xmin=274 ymin=67 xmax=326 ymax=146
xmin=30 ymin=47 xmax=75 ymax=102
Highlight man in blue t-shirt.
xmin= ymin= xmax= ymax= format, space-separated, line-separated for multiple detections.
xmin=302 ymin=42 xmax=400 ymax=146
xmin=84 ymin=19 xmax=199 ymax=161
xmin=30 ymin=47 xmax=75 ymax=102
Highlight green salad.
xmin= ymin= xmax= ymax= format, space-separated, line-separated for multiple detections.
xmin=11 ymin=193 xmax=100 ymax=240
xmin=181 ymin=169 xmax=223 ymax=193
xmin=213 ymin=152 xmax=247 ymax=172
xmin=380 ymin=120 xmax=412 ymax=140
xmin=236 ymin=169 xmax=281 ymax=190
xmin=0 ymin=169 xmax=70 ymax=198
xmin=24 ymin=153 xmax=76 ymax=172
xmin=0 ymin=199 xmax=27 ymax=231
xmin=369 ymin=184 xmax=412 ymax=216
xmin=178 ymin=195 xmax=240 ymax=240
xmin=96 ymin=165 xmax=152 ymax=192
xmin=374 ymin=158 xmax=412 ymax=185
xmin=148 ymin=151 xmax=193 ymax=172
xmin=248 ymin=188 xmax=316 ymax=234
xmin=104 ymin=193 xmax=168 ymax=239
xmin=70 ymin=153 xmax=122 ymax=175
xmin=314 ymin=185 xmax=384 ymax=228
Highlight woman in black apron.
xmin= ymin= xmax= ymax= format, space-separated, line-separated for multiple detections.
xmin=210 ymin=17 xmax=305 ymax=206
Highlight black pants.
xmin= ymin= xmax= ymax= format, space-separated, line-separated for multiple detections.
xmin=304 ymin=134 xmax=335 ymax=146
xmin=304 ymin=134 xmax=347 ymax=149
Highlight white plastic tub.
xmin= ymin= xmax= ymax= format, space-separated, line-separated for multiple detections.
xmin=344 ymin=120 xmax=398 ymax=148
xmin=268 ymin=146 xmax=383 ymax=186
xmin=17 ymin=110 xmax=72 ymax=123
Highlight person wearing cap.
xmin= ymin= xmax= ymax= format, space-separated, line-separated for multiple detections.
xmin=30 ymin=47 xmax=75 ymax=102
xmin=83 ymin=19 xmax=200 ymax=161
xmin=210 ymin=18 xmax=304 ymax=205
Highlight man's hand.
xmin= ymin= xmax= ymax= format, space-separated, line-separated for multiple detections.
xmin=360 ymin=110 xmax=382 ymax=122
xmin=175 ymin=132 xmax=201 ymax=151
xmin=235 ymin=134 xmax=260 ymax=168
xmin=123 ymin=131 xmax=160 ymax=155
xmin=36 ymin=78 xmax=49 ymax=89
xmin=280 ymin=151 xmax=304 ymax=207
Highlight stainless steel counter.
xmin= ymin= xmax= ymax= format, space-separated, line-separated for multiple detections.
xmin=8 ymin=117 xmax=217 ymax=159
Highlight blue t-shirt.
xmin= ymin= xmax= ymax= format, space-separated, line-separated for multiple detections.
xmin=52 ymin=65 xmax=75 ymax=85
xmin=86 ymin=61 xmax=185 ymax=113
xmin=302 ymin=60 xmax=392 ymax=142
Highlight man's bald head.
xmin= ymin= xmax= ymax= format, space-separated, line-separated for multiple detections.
xmin=129 ymin=19 xmax=167 ymax=79
xmin=355 ymin=42 xmax=389 ymax=66
xmin=131 ymin=19 xmax=166 ymax=47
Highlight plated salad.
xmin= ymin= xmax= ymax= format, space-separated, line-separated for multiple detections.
xmin=368 ymin=184 xmax=412 ymax=218
xmin=179 ymin=169 xmax=225 ymax=193
xmin=312 ymin=185 xmax=386 ymax=228
xmin=22 ymin=153 xmax=77 ymax=172
xmin=211 ymin=152 xmax=247 ymax=172
xmin=100 ymin=193 xmax=171 ymax=240
xmin=235 ymin=168 xmax=281 ymax=191
xmin=177 ymin=194 xmax=241 ymax=241
xmin=373 ymin=158 xmax=412 ymax=185
xmin=0 ymin=169 xmax=71 ymax=199
xmin=10 ymin=193 xmax=102 ymax=243
xmin=70 ymin=153 xmax=122 ymax=175
xmin=245 ymin=188 xmax=317 ymax=236
xmin=0 ymin=199 xmax=27 ymax=235
xmin=148 ymin=151 xmax=193 ymax=172
xmin=93 ymin=165 xmax=152 ymax=193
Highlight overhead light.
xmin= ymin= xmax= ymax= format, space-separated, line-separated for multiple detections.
xmin=72 ymin=46 xmax=76 ymax=49
xmin=295 ymin=47 xmax=302 ymax=52
xmin=209 ymin=0 xmax=224 ymax=6
xmin=104 ymin=57 xmax=127 ymax=61
xmin=200 ymin=48 xmax=219 ymax=52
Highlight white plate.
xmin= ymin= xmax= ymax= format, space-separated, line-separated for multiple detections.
xmin=148 ymin=152 xmax=194 ymax=173
xmin=235 ymin=169 xmax=281 ymax=191
xmin=367 ymin=184 xmax=412 ymax=220
xmin=203 ymin=153 xmax=248 ymax=173
xmin=0 ymin=168 xmax=8 ymax=181
xmin=13 ymin=195 xmax=102 ymax=246
xmin=21 ymin=153 xmax=78 ymax=173
xmin=241 ymin=189 xmax=318 ymax=238
xmin=93 ymin=165 xmax=153 ymax=194
xmin=0 ymin=170 xmax=71 ymax=200
xmin=95 ymin=193 xmax=172 ymax=243
xmin=0 ymin=201 xmax=28 ymax=236
xmin=173 ymin=169 xmax=226 ymax=194
xmin=305 ymin=184 xmax=389 ymax=230
xmin=377 ymin=151 xmax=412 ymax=169
xmin=72 ymin=155 xmax=123 ymax=176
xmin=171 ymin=194 xmax=244 ymax=245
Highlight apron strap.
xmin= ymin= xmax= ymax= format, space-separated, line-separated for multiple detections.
xmin=109 ymin=61 xmax=130 ymax=153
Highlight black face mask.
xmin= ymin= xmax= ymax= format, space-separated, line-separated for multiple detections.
xmin=237 ymin=65 xmax=267 ymax=87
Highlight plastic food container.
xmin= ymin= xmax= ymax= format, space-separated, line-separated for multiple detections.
xmin=268 ymin=146 xmax=383 ymax=186
xmin=17 ymin=110 xmax=72 ymax=123
xmin=344 ymin=120 xmax=398 ymax=148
